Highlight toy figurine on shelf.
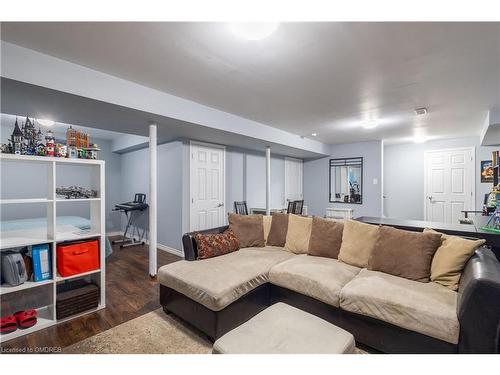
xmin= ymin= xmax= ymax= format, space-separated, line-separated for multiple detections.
xmin=68 ymin=146 xmax=78 ymax=159
xmin=45 ymin=130 xmax=55 ymax=157
xmin=85 ymin=144 xmax=100 ymax=159
xmin=55 ymin=143 xmax=67 ymax=158
xmin=9 ymin=118 xmax=23 ymax=155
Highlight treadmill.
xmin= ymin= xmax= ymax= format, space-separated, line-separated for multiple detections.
xmin=112 ymin=193 xmax=149 ymax=248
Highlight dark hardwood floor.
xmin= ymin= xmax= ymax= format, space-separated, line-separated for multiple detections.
xmin=1 ymin=238 xmax=181 ymax=352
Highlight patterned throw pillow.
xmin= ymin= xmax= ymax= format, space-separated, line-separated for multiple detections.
xmin=194 ymin=229 xmax=240 ymax=260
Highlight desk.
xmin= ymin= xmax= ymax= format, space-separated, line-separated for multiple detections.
xmin=250 ymin=208 xmax=287 ymax=215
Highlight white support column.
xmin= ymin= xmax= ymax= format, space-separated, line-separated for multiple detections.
xmin=266 ymin=146 xmax=271 ymax=216
xmin=149 ymin=124 xmax=158 ymax=277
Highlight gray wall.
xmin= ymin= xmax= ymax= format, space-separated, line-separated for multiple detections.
xmin=304 ymin=141 xmax=383 ymax=218
xmin=225 ymin=147 xmax=287 ymax=213
xmin=384 ymin=137 xmax=497 ymax=220
xmin=120 ymin=141 xmax=184 ymax=250
xmin=0 ymin=129 xmax=121 ymax=232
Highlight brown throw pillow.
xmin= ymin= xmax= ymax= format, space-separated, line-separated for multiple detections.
xmin=228 ymin=213 xmax=265 ymax=248
xmin=194 ymin=229 xmax=240 ymax=260
xmin=266 ymin=213 xmax=289 ymax=247
xmin=424 ymin=228 xmax=486 ymax=290
xmin=338 ymin=220 xmax=379 ymax=268
xmin=369 ymin=226 xmax=442 ymax=282
xmin=308 ymin=217 xmax=344 ymax=259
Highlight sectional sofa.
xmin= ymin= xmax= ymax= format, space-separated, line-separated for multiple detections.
xmin=159 ymin=217 xmax=500 ymax=354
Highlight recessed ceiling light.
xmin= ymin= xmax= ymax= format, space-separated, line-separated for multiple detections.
xmin=413 ymin=134 xmax=428 ymax=143
xmin=311 ymin=133 xmax=317 ymax=137
xmin=228 ymin=23 xmax=279 ymax=40
xmin=37 ymin=119 xmax=55 ymax=126
xmin=362 ymin=120 xmax=378 ymax=129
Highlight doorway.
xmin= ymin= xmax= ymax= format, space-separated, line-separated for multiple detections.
xmin=189 ymin=141 xmax=226 ymax=231
xmin=424 ymin=147 xmax=475 ymax=224
xmin=285 ymin=157 xmax=304 ymax=205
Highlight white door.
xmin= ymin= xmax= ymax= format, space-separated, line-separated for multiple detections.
xmin=285 ymin=157 xmax=303 ymax=205
xmin=424 ymin=148 xmax=475 ymax=224
xmin=190 ymin=142 xmax=225 ymax=231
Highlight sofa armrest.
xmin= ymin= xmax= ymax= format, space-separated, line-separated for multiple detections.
xmin=182 ymin=225 xmax=229 ymax=261
xmin=457 ymin=246 xmax=500 ymax=353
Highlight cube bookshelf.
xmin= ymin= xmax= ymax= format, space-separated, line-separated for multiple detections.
xmin=0 ymin=153 xmax=106 ymax=342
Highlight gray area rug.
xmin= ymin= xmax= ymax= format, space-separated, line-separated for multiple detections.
xmin=64 ymin=308 xmax=367 ymax=354
xmin=64 ymin=309 xmax=212 ymax=354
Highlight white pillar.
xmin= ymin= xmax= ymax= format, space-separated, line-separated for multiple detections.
xmin=266 ymin=146 xmax=271 ymax=216
xmin=149 ymin=124 xmax=157 ymax=277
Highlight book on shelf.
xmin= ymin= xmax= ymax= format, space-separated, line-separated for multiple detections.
xmin=32 ymin=244 xmax=52 ymax=281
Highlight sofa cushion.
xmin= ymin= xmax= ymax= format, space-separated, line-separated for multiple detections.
xmin=424 ymin=228 xmax=486 ymax=290
xmin=269 ymin=254 xmax=361 ymax=307
xmin=284 ymin=214 xmax=313 ymax=254
xmin=158 ymin=246 xmax=294 ymax=311
xmin=228 ymin=213 xmax=265 ymax=248
xmin=194 ymin=229 xmax=240 ymax=260
xmin=263 ymin=215 xmax=272 ymax=243
xmin=369 ymin=226 xmax=442 ymax=282
xmin=338 ymin=220 xmax=379 ymax=268
xmin=340 ymin=268 xmax=459 ymax=344
xmin=266 ymin=213 xmax=289 ymax=247
xmin=308 ymin=217 xmax=343 ymax=259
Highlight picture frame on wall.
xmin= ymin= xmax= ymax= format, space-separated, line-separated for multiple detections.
xmin=481 ymin=160 xmax=494 ymax=183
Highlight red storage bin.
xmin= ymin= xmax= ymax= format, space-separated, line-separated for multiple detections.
xmin=57 ymin=240 xmax=99 ymax=277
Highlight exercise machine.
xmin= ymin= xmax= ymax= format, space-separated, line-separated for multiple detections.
xmin=112 ymin=193 xmax=149 ymax=248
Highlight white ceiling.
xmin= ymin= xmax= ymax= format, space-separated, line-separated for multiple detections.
xmin=1 ymin=22 xmax=499 ymax=145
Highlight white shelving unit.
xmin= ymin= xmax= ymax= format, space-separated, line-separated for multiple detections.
xmin=0 ymin=153 xmax=106 ymax=343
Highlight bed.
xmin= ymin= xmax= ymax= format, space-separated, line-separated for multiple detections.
xmin=0 ymin=216 xmax=113 ymax=256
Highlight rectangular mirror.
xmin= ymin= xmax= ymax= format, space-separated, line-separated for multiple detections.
xmin=329 ymin=157 xmax=363 ymax=204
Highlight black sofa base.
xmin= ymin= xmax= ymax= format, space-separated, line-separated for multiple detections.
xmin=160 ymin=283 xmax=270 ymax=341
xmin=159 ymin=282 xmax=457 ymax=353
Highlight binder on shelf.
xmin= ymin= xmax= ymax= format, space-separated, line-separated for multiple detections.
xmin=32 ymin=244 xmax=52 ymax=282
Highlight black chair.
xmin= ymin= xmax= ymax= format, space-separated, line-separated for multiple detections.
xmin=287 ymin=200 xmax=295 ymax=214
xmin=293 ymin=200 xmax=304 ymax=215
xmin=234 ymin=201 xmax=248 ymax=215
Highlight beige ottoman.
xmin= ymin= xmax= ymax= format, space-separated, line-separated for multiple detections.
xmin=212 ymin=303 xmax=355 ymax=354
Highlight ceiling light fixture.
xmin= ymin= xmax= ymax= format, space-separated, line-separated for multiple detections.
xmin=414 ymin=107 xmax=428 ymax=116
xmin=311 ymin=133 xmax=317 ymax=137
xmin=37 ymin=119 xmax=55 ymax=127
xmin=228 ymin=23 xmax=279 ymax=40
xmin=413 ymin=134 xmax=428 ymax=143
xmin=362 ymin=120 xmax=378 ymax=129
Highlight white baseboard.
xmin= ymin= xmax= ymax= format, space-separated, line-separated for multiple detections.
xmin=110 ymin=229 xmax=184 ymax=258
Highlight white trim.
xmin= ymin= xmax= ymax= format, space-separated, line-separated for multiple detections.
xmin=189 ymin=140 xmax=226 ymax=231
xmin=106 ymin=231 xmax=123 ymax=237
xmin=423 ymin=147 xmax=476 ymax=221
xmin=157 ymin=244 xmax=184 ymax=258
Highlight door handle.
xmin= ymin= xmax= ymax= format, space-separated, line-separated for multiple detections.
xmin=216 ymin=203 xmax=224 ymax=208
xmin=427 ymin=196 xmax=433 ymax=201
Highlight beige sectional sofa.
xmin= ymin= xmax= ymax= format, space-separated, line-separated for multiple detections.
xmin=159 ymin=219 xmax=500 ymax=354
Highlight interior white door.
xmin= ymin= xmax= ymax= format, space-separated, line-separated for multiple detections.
xmin=285 ymin=157 xmax=303 ymax=205
xmin=424 ymin=148 xmax=474 ymax=224
xmin=190 ymin=142 xmax=225 ymax=231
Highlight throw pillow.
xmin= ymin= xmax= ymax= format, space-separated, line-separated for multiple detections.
xmin=194 ymin=229 xmax=240 ymax=260
xmin=424 ymin=228 xmax=486 ymax=290
xmin=338 ymin=220 xmax=379 ymax=268
xmin=284 ymin=214 xmax=313 ymax=254
xmin=263 ymin=215 xmax=272 ymax=243
xmin=266 ymin=213 xmax=289 ymax=247
xmin=369 ymin=226 xmax=442 ymax=282
xmin=228 ymin=213 xmax=265 ymax=248
xmin=308 ymin=217 xmax=344 ymax=259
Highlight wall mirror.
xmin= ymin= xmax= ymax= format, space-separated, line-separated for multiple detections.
xmin=329 ymin=157 xmax=363 ymax=204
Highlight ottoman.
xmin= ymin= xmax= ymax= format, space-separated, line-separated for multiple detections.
xmin=212 ymin=303 xmax=355 ymax=354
